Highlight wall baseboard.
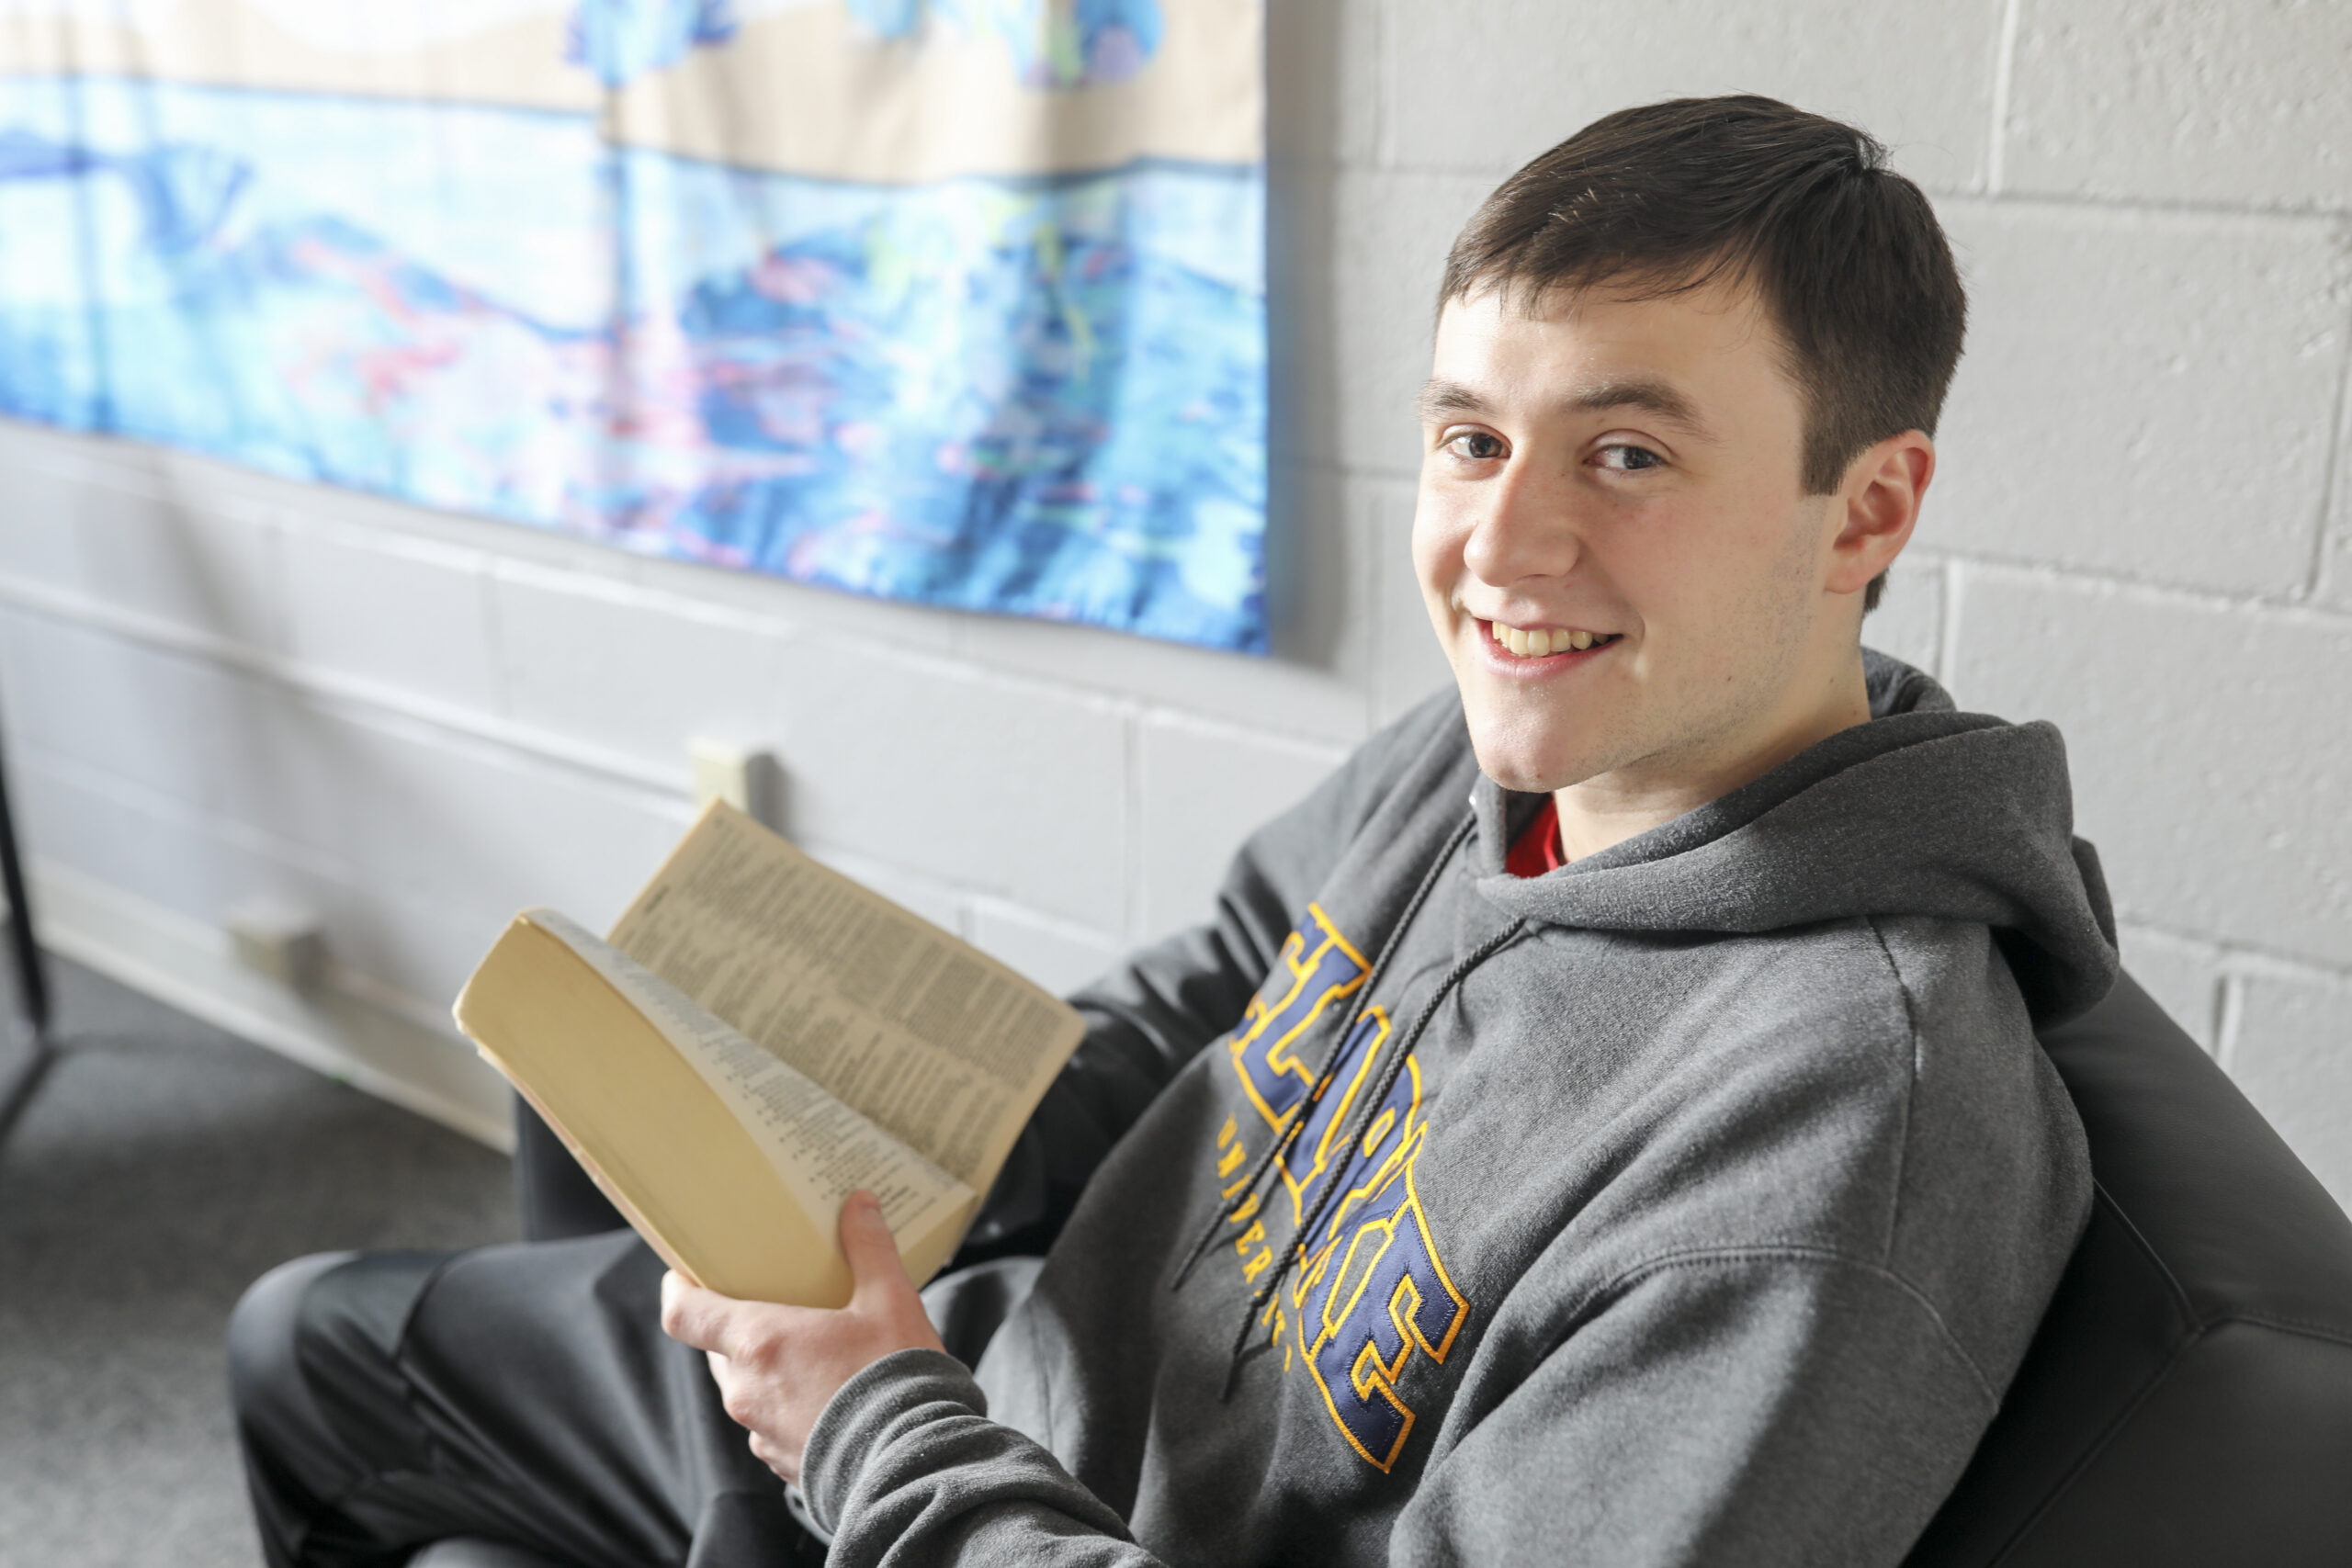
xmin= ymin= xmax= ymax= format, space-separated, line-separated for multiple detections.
xmin=24 ymin=862 xmax=513 ymax=1152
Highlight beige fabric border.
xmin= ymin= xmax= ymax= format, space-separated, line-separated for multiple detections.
xmin=0 ymin=0 xmax=1263 ymax=180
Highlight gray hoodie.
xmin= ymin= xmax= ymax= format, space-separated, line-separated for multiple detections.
xmin=798 ymin=653 xmax=2117 ymax=1567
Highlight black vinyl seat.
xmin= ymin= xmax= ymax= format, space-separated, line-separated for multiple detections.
xmin=1905 ymin=972 xmax=2352 ymax=1566
xmin=429 ymin=970 xmax=2352 ymax=1567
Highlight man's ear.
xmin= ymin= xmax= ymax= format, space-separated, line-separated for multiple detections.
xmin=1827 ymin=431 xmax=1935 ymax=595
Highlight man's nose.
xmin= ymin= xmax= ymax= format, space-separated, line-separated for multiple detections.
xmin=1461 ymin=466 xmax=1580 ymax=586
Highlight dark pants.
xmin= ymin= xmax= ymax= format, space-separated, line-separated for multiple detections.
xmin=226 ymin=1230 xmax=826 ymax=1568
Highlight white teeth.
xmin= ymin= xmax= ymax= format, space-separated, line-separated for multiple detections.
xmin=1490 ymin=622 xmax=1614 ymax=657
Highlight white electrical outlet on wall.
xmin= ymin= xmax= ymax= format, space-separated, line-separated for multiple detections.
xmin=687 ymin=738 xmax=786 ymax=831
xmin=221 ymin=897 xmax=328 ymax=992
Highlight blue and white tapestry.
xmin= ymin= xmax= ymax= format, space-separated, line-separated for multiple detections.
xmin=0 ymin=1 xmax=1268 ymax=650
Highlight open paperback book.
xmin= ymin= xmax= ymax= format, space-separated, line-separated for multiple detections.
xmin=453 ymin=801 xmax=1088 ymax=1308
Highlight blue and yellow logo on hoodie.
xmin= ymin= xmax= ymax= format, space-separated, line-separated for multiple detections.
xmin=1215 ymin=904 xmax=1470 ymax=1473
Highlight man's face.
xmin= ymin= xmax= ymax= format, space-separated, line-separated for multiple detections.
xmin=1412 ymin=276 xmax=1849 ymax=797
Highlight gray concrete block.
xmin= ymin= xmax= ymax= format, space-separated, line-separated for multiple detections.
xmin=10 ymin=745 xmax=257 ymax=934
xmin=320 ymin=716 xmax=678 ymax=935
xmin=1136 ymin=715 xmax=1344 ymax=941
xmin=1370 ymin=479 xmax=1456 ymax=728
xmin=2320 ymin=367 xmax=2352 ymax=610
xmin=771 ymin=644 xmax=1130 ymax=929
xmin=1864 ymin=553 xmax=1946 ymax=680
xmin=0 ymin=429 xmax=283 ymax=650
xmin=2 ymin=644 xmax=683 ymax=1007
xmin=1382 ymin=0 xmax=2002 ymax=194
xmin=1283 ymin=168 xmax=1493 ymax=475
xmin=1948 ymin=569 xmax=2352 ymax=969
xmin=282 ymin=527 xmax=500 ymax=715
xmin=1928 ymin=202 xmax=2346 ymax=595
xmin=12 ymin=749 xmax=503 ymax=1010
xmin=0 ymin=611 xmax=330 ymax=840
xmin=2116 ymin=923 xmax=2225 ymax=1052
xmin=2225 ymin=966 xmax=2352 ymax=1217
xmin=2005 ymin=0 xmax=2352 ymax=211
xmin=492 ymin=565 xmax=786 ymax=771
xmin=0 ymin=614 xmax=671 ymax=959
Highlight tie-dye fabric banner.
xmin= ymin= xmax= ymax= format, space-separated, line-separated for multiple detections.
xmin=0 ymin=2 xmax=1268 ymax=649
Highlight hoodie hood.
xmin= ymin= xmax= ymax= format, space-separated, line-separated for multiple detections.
xmin=1470 ymin=651 xmax=2119 ymax=1025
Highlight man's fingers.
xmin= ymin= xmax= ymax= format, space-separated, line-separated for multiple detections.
xmin=656 ymin=1196 xmax=944 ymax=1486
xmin=838 ymin=1190 xmax=910 ymax=1304
xmin=661 ymin=1270 xmax=740 ymax=1354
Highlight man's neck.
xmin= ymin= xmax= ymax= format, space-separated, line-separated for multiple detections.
xmin=1551 ymin=653 xmax=1874 ymax=863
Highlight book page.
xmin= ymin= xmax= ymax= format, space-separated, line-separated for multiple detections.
xmin=530 ymin=909 xmax=975 ymax=1249
xmin=607 ymin=804 xmax=1086 ymax=1191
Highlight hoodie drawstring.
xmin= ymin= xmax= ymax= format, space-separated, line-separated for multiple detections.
xmin=1167 ymin=813 xmax=1477 ymax=1297
xmin=1217 ymin=914 xmax=1524 ymax=1397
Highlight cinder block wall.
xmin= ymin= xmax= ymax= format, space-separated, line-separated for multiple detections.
xmin=2 ymin=1 xmax=2346 ymax=1199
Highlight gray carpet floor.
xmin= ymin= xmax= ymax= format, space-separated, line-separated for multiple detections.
xmin=0 ymin=954 xmax=517 ymax=1568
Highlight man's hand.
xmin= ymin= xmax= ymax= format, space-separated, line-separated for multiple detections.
xmin=660 ymin=1190 xmax=947 ymax=1483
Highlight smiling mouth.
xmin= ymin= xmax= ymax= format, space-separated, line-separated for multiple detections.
xmin=1484 ymin=620 xmax=1623 ymax=660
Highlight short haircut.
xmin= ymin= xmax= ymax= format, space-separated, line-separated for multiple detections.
xmin=1439 ymin=95 xmax=1966 ymax=613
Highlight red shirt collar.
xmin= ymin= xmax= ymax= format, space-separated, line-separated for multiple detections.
xmin=1505 ymin=795 xmax=1566 ymax=877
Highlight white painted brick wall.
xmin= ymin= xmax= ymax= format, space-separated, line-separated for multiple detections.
xmin=492 ymin=563 xmax=788 ymax=768
xmin=1378 ymin=0 xmax=2005 ymax=193
xmin=0 ymin=0 xmax=2346 ymax=1207
xmin=1136 ymin=714 xmax=1349 ymax=937
xmin=2226 ymin=964 xmax=2352 ymax=1205
xmin=2005 ymin=0 xmax=2352 ymax=211
xmin=1950 ymin=570 xmax=2352 ymax=968
xmin=282 ymin=529 xmax=503 ymax=712
xmin=1931 ymin=203 xmax=2348 ymax=593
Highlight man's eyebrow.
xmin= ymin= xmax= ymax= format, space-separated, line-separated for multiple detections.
xmin=1563 ymin=378 xmax=1714 ymax=437
xmin=1416 ymin=378 xmax=1490 ymax=423
xmin=1416 ymin=375 xmax=1718 ymax=439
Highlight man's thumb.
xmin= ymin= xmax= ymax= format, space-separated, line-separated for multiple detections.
xmin=838 ymin=1191 xmax=905 ymax=1296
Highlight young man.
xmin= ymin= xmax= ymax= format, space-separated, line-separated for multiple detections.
xmin=232 ymin=96 xmax=2116 ymax=1566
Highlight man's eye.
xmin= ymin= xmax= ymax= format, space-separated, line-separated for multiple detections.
xmin=1446 ymin=431 xmax=1506 ymax=461
xmin=1594 ymin=444 xmax=1663 ymax=472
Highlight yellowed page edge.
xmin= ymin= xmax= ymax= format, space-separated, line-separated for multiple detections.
xmin=455 ymin=917 xmax=849 ymax=1304
xmin=529 ymin=908 xmax=978 ymax=1264
xmin=475 ymin=1042 xmax=707 ymax=1289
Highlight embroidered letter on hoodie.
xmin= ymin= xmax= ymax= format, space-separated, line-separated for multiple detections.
xmin=1220 ymin=904 xmax=1472 ymax=1472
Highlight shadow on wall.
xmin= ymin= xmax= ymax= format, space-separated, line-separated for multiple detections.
xmin=1262 ymin=0 xmax=1353 ymax=679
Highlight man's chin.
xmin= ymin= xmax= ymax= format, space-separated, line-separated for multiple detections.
xmin=1453 ymin=684 xmax=1607 ymax=786
xmin=1465 ymin=735 xmax=1606 ymax=796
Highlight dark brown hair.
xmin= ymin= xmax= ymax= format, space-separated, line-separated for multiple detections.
xmin=1440 ymin=95 xmax=1966 ymax=612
